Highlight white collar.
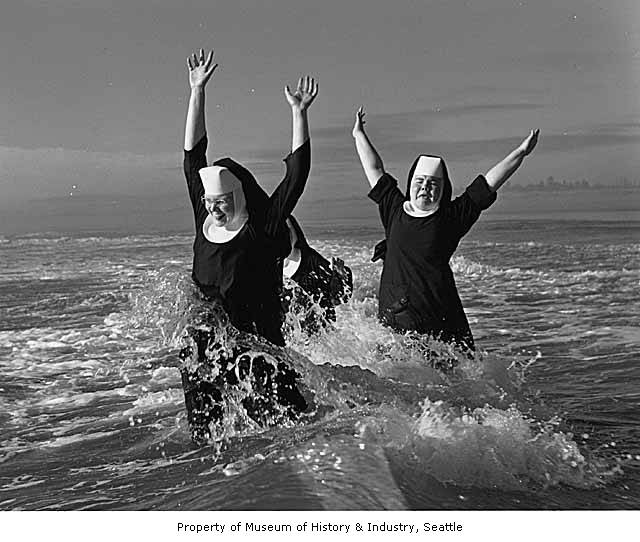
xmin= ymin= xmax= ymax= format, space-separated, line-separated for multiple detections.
xmin=403 ymin=200 xmax=439 ymax=218
xmin=203 ymin=214 xmax=248 ymax=243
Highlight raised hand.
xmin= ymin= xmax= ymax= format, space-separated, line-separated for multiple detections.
xmin=519 ymin=129 xmax=540 ymax=156
xmin=352 ymin=106 xmax=366 ymax=137
xmin=187 ymin=48 xmax=218 ymax=89
xmin=284 ymin=76 xmax=318 ymax=112
xmin=485 ymin=129 xmax=541 ymax=191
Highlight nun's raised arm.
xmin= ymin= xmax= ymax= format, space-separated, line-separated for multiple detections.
xmin=352 ymin=107 xmax=386 ymax=188
xmin=485 ymin=129 xmax=540 ymax=192
xmin=184 ymin=48 xmax=218 ymax=151
xmin=284 ymin=75 xmax=318 ymax=153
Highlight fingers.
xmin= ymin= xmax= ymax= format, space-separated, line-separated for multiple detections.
xmin=522 ymin=129 xmax=540 ymax=155
xmin=188 ymin=49 xmax=216 ymax=70
xmin=532 ymin=129 xmax=540 ymax=148
xmin=204 ymin=49 xmax=215 ymax=70
xmin=292 ymin=76 xmax=318 ymax=94
xmin=207 ymin=62 xmax=219 ymax=78
xmin=285 ymin=75 xmax=318 ymax=108
xmin=293 ymin=76 xmax=318 ymax=96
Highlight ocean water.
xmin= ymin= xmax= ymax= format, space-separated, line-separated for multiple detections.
xmin=0 ymin=219 xmax=638 ymax=510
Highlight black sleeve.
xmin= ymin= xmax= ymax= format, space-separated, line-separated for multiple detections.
xmin=367 ymin=173 xmax=405 ymax=233
xmin=447 ymin=174 xmax=497 ymax=239
xmin=183 ymin=134 xmax=209 ymax=229
xmin=263 ymin=140 xmax=311 ymax=237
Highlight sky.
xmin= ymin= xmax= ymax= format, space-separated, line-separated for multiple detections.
xmin=0 ymin=0 xmax=639 ymax=226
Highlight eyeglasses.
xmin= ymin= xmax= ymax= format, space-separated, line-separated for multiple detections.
xmin=201 ymin=195 xmax=233 ymax=206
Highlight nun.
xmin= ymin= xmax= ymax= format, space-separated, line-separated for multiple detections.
xmin=179 ymin=48 xmax=318 ymax=443
xmin=197 ymin=159 xmax=353 ymax=334
xmin=282 ymin=216 xmax=353 ymax=333
xmin=352 ymin=106 xmax=539 ymax=351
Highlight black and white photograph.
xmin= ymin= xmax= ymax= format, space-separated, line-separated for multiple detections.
xmin=0 ymin=0 xmax=638 ymax=528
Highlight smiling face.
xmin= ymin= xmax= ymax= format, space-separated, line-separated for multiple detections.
xmin=203 ymin=192 xmax=235 ymax=226
xmin=409 ymin=174 xmax=443 ymax=212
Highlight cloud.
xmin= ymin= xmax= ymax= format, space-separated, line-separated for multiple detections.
xmin=249 ymin=113 xmax=640 ymax=169
xmin=0 ymin=145 xmax=181 ymax=199
xmin=586 ymin=122 xmax=640 ymax=135
xmin=312 ymin=103 xmax=545 ymax=140
xmin=2 ymin=117 xmax=638 ymax=204
xmin=0 ymin=145 xmax=177 ymax=168
xmin=510 ymin=50 xmax=638 ymax=72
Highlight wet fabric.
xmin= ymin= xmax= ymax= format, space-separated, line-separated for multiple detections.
xmin=284 ymin=216 xmax=353 ymax=332
xmin=179 ymin=326 xmax=308 ymax=445
xmin=184 ymin=135 xmax=310 ymax=346
xmin=369 ymin=167 xmax=496 ymax=349
xmin=181 ymin=135 xmax=311 ymax=443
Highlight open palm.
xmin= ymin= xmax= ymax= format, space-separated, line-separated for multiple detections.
xmin=352 ymin=106 xmax=366 ymax=137
xmin=284 ymin=76 xmax=318 ymax=111
xmin=520 ymin=129 xmax=540 ymax=156
xmin=188 ymin=48 xmax=217 ymax=89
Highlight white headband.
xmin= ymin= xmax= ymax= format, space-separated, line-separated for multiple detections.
xmin=199 ymin=166 xmax=242 ymax=195
xmin=413 ymin=156 xmax=444 ymax=179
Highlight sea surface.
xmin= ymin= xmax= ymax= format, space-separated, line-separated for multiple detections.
xmin=0 ymin=214 xmax=639 ymax=510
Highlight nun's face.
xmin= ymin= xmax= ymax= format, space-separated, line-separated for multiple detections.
xmin=410 ymin=175 xmax=443 ymax=211
xmin=203 ymin=192 xmax=235 ymax=226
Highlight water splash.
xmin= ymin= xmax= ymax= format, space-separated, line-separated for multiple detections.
xmin=356 ymin=399 xmax=613 ymax=491
xmin=2 ymin=232 xmax=635 ymax=509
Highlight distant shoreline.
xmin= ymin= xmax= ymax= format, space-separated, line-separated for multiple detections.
xmin=13 ymin=184 xmax=639 ymax=204
xmin=503 ymin=184 xmax=639 ymax=193
xmin=1 ymin=187 xmax=637 ymax=237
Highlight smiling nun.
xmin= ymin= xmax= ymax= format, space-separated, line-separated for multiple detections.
xmin=179 ymin=48 xmax=318 ymax=442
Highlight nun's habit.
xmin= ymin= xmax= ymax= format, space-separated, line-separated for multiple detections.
xmin=184 ymin=134 xmax=310 ymax=346
xmin=368 ymin=154 xmax=496 ymax=350
xmin=180 ymin=135 xmax=310 ymax=442
xmin=283 ymin=216 xmax=353 ymax=329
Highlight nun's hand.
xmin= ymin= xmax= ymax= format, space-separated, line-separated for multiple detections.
xmin=519 ymin=129 xmax=540 ymax=156
xmin=284 ymin=76 xmax=318 ymax=112
xmin=187 ymin=49 xmax=218 ymax=89
xmin=352 ymin=106 xmax=366 ymax=137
